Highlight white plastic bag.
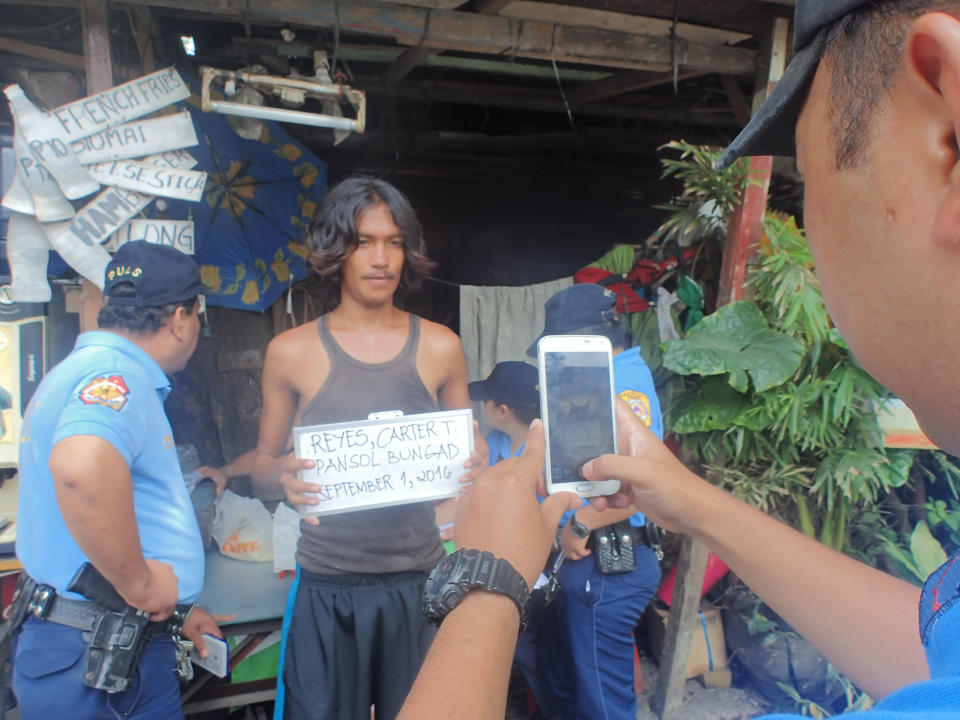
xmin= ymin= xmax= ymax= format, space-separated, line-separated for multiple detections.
xmin=212 ymin=490 xmax=274 ymax=562
xmin=272 ymin=502 xmax=302 ymax=574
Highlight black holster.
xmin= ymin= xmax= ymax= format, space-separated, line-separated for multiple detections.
xmin=590 ymin=521 xmax=636 ymax=574
xmin=589 ymin=521 xmax=665 ymax=574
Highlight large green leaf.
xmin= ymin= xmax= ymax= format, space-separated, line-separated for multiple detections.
xmin=667 ymin=377 xmax=768 ymax=433
xmin=663 ymin=301 xmax=805 ymax=392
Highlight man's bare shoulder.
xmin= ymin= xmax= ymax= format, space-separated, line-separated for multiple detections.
xmin=418 ymin=317 xmax=464 ymax=357
xmin=265 ymin=320 xmax=321 ymax=367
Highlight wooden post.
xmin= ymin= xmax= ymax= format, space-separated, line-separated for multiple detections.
xmin=78 ymin=0 xmax=113 ymax=333
xmin=650 ymin=17 xmax=788 ymax=719
xmin=648 ymin=537 xmax=710 ymax=718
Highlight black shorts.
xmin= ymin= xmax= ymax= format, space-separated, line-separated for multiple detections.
xmin=282 ymin=568 xmax=435 ymax=720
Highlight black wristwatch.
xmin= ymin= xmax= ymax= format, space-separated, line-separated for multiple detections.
xmin=422 ymin=549 xmax=530 ymax=631
xmin=568 ymin=513 xmax=591 ymax=539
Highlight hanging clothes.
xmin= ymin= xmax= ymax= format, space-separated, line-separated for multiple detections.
xmin=459 ymin=278 xmax=573 ymax=383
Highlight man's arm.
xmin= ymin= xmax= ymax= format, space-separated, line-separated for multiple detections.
xmin=429 ymin=324 xmax=488 ymax=482
xmin=50 ymin=435 xmax=178 ymax=620
xmin=558 ymin=504 xmax=638 ymax=560
xmin=197 ymin=448 xmax=258 ymax=494
xmin=399 ymin=421 xmax=577 ymax=719
xmin=582 ymin=401 xmax=928 ymax=699
xmin=251 ymin=337 xmax=318 ymax=508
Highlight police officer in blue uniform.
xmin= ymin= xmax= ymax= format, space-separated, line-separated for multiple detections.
xmin=523 ymin=283 xmax=663 ymax=720
xmin=13 ymin=241 xmax=223 ymax=719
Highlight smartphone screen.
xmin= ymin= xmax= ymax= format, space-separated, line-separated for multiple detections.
xmin=539 ymin=336 xmax=618 ymax=493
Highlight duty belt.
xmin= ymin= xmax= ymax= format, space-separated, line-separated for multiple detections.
xmin=9 ymin=573 xmax=196 ymax=692
xmin=23 ymin=582 xmax=191 ymax=638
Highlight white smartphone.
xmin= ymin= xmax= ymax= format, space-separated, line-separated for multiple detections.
xmin=537 ymin=334 xmax=620 ymax=497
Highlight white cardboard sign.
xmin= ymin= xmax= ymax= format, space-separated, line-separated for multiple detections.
xmin=294 ymin=409 xmax=474 ymax=517
xmin=106 ymin=219 xmax=195 ymax=254
xmin=71 ymin=111 xmax=199 ymax=164
xmin=85 ymin=159 xmax=206 ymax=201
xmin=47 ymin=67 xmax=190 ymax=141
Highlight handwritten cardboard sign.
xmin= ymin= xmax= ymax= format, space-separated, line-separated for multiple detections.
xmin=72 ymin=111 xmax=198 ymax=164
xmin=106 ymin=219 xmax=195 ymax=254
xmin=293 ymin=408 xmax=474 ymax=517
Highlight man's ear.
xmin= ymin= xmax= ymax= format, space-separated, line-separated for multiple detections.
xmin=169 ymin=305 xmax=191 ymax=340
xmin=906 ymin=13 xmax=960 ymax=247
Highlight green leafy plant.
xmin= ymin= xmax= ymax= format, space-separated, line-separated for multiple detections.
xmin=658 ymin=146 xmax=913 ymax=553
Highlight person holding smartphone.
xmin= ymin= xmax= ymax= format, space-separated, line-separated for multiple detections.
xmin=521 ymin=283 xmax=664 ymax=720
xmin=403 ymin=3 xmax=960 ymax=719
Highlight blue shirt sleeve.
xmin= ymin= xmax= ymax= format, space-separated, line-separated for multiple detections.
xmin=53 ymin=371 xmax=151 ymax=465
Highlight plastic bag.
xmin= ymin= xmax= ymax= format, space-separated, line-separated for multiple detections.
xmin=272 ymin=502 xmax=302 ymax=574
xmin=212 ymin=490 xmax=274 ymax=562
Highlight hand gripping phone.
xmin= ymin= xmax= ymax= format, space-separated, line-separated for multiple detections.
xmin=537 ymin=335 xmax=620 ymax=497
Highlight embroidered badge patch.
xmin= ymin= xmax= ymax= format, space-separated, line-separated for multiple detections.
xmin=618 ymin=390 xmax=651 ymax=427
xmin=79 ymin=375 xmax=130 ymax=411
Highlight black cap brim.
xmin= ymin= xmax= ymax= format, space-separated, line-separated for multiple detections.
xmin=468 ymin=380 xmax=493 ymax=402
xmin=716 ymin=26 xmax=828 ymax=170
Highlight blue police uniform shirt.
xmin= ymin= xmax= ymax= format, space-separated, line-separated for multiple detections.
xmin=558 ymin=346 xmax=663 ymax=529
xmin=488 ymin=429 xmax=522 ymax=465
xmin=17 ymin=331 xmax=204 ymax=603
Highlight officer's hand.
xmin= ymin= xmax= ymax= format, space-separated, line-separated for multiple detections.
xmin=455 ymin=420 xmax=580 ymax=588
xmin=183 ymin=607 xmax=234 ymax=658
xmin=559 ymin=522 xmax=591 ymax=560
xmin=459 ymin=421 xmax=489 ymax=487
xmin=581 ymin=400 xmax=708 ymax=535
xmin=276 ymin=451 xmax=322 ymax=526
xmin=122 ymin=559 xmax=179 ymax=621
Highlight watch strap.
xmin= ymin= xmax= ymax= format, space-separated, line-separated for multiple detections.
xmin=568 ymin=514 xmax=591 ymax=539
xmin=423 ymin=549 xmax=530 ymax=631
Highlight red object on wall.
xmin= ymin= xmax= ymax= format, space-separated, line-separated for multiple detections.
xmin=656 ymin=552 xmax=729 ymax=607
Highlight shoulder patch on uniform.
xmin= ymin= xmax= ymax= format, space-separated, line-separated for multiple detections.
xmin=79 ymin=375 xmax=130 ymax=411
xmin=618 ymin=390 xmax=652 ymax=427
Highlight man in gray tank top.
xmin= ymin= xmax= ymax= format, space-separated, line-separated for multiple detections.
xmin=251 ymin=176 xmax=487 ymax=720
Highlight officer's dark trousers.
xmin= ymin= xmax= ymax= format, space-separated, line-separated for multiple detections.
xmin=12 ymin=617 xmax=183 ymax=720
xmin=282 ymin=569 xmax=434 ymax=720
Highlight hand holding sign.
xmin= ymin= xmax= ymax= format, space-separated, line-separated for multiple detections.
xmin=294 ymin=409 xmax=474 ymax=517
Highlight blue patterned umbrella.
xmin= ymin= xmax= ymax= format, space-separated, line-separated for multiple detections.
xmin=168 ymin=89 xmax=327 ymax=311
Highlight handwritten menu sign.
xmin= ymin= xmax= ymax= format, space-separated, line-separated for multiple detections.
xmin=293 ymin=409 xmax=474 ymax=517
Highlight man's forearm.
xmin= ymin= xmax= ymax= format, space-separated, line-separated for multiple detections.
xmin=399 ymin=592 xmax=520 ymax=719
xmin=696 ymin=485 xmax=927 ymax=698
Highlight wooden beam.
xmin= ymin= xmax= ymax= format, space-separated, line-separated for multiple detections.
xmin=566 ymin=68 xmax=703 ymax=107
xmin=474 ymin=0 xmax=513 ymax=13
xmin=367 ymin=79 xmax=740 ymax=125
xmin=719 ymin=73 xmax=750 ymax=128
xmin=114 ymin=0 xmax=758 ymax=76
xmin=751 ymin=16 xmax=789 ymax=113
xmin=500 ymin=1 xmax=751 ymax=46
xmin=0 ymin=36 xmax=85 ymax=70
xmin=80 ymin=0 xmax=112 ymax=333
xmin=649 ymin=537 xmax=710 ymax=719
xmin=382 ymin=46 xmax=434 ymax=86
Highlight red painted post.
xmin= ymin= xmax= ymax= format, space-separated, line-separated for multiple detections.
xmin=717 ymin=155 xmax=774 ymax=306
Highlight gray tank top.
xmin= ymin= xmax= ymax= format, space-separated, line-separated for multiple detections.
xmin=295 ymin=314 xmax=445 ymax=574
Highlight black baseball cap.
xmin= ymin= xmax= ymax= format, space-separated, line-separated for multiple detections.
xmin=103 ymin=241 xmax=203 ymax=307
xmin=468 ymin=361 xmax=540 ymax=409
xmin=526 ymin=283 xmax=620 ymax=357
xmin=716 ymin=0 xmax=870 ymax=170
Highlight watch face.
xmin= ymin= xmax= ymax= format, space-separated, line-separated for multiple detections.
xmin=424 ymin=551 xmax=473 ymax=625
